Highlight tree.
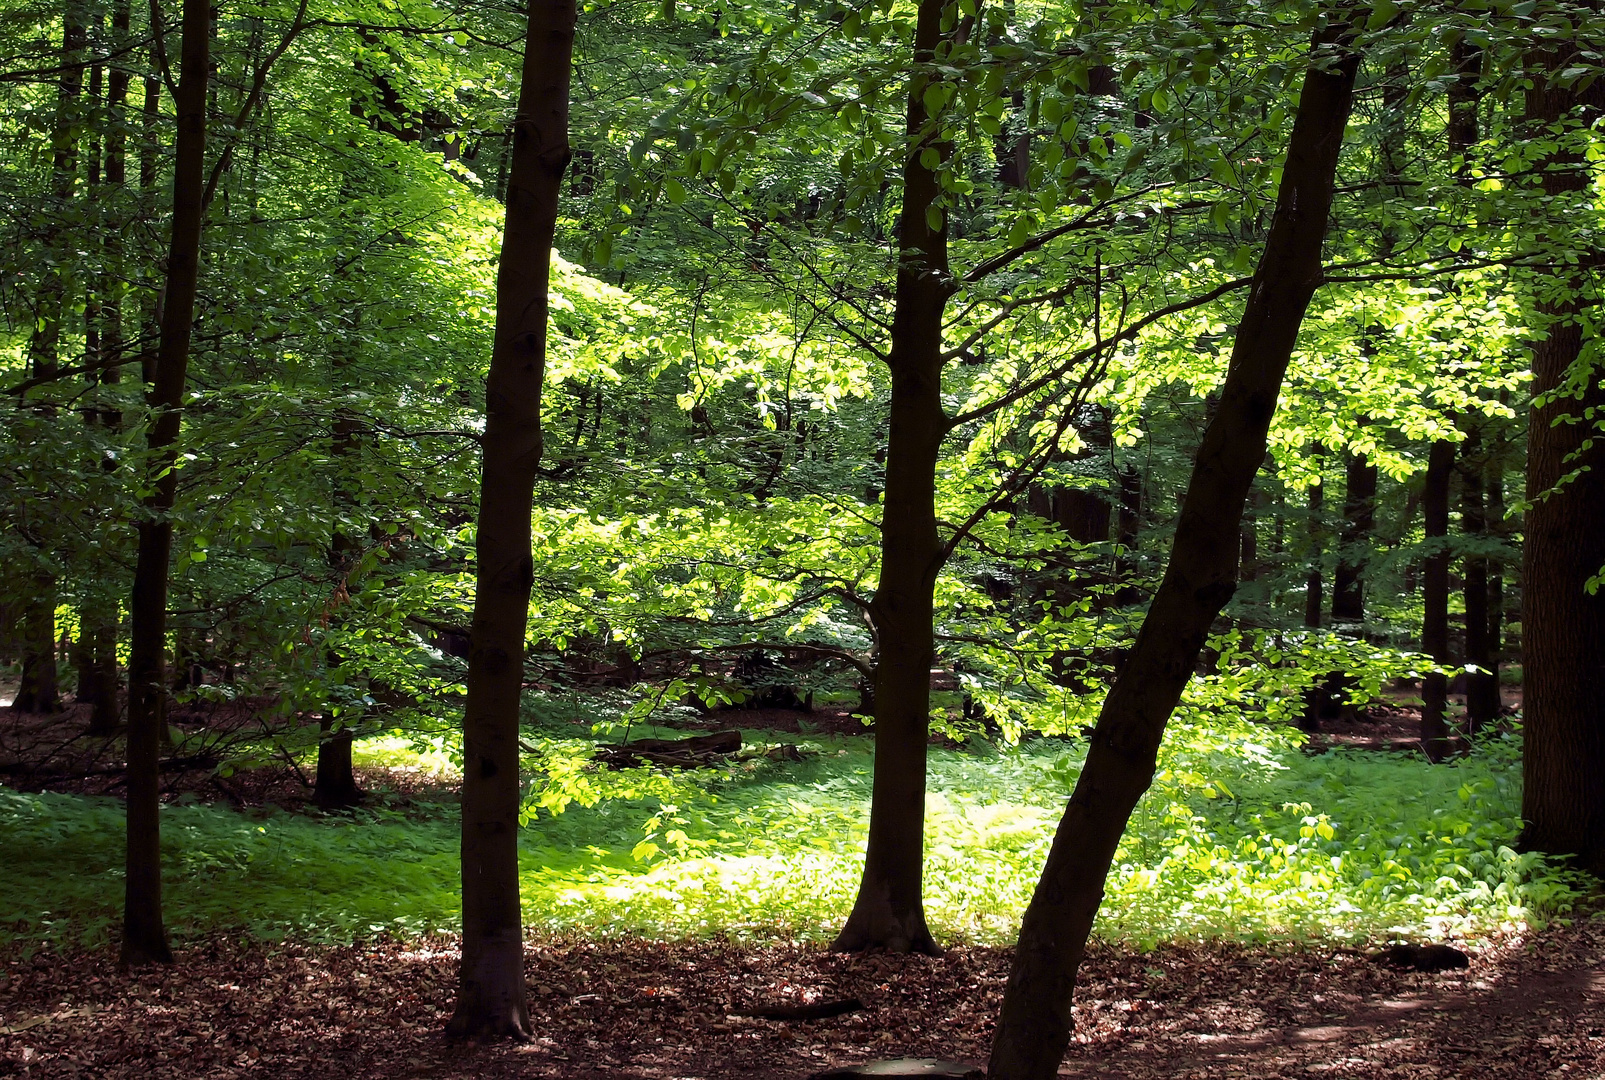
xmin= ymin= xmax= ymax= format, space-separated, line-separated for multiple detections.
xmin=123 ymin=0 xmax=212 ymax=968
xmin=988 ymin=10 xmax=1362 ymax=1076
xmin=11 ymin=0 xmax=87 ymax=717
xmin=1419 ymin=437 xmax=1455 ymax=759
xmin=1519 ymin=28 xmax=1605 ymax=876
xmin=447 ymin=0 xmax=577 ymax=1039
xmin=830 ymin=0 xmax=953 ymax=957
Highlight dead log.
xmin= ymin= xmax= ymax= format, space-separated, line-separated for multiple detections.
xmin=596 ymin=730 xmax=741 ymax=768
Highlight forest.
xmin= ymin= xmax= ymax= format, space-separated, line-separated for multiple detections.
xmin=1 ymin=0 xmax=1604 ymax=1076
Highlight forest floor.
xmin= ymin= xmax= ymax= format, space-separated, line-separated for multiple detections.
xmin=5 ymin=682 xmax=1593 ymax=1078
xmin=3 ymin=916 xmax=1603 ymax=1079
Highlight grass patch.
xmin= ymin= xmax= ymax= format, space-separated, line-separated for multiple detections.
xmin=0 ymin=716 xmax=1589 ymax=951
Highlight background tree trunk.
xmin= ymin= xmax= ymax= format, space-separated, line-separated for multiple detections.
xmin=1460 ymin=432 xmax=1497 ymax=734
xmin=1420 ymin=438 xmax=1455 ymax=760
xmin=122 ymin=0 xmax=211 ymax=968
xmin=446 ymin=0 xmax=575 ymax=1039
xmin=13 ymin=2 xmax=88 ymax=717
xmin=832 ymin=0 xmax=951 ymax=957
xmin=1331 ymin=449 xmax=1376 ymax=624
xmin=987 ymin=18 xmax=1360 ymax=1077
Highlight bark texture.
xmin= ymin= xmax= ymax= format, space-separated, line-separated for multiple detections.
xmin=446 ymin=0 xmax=574 ymax=1039
xmin=987 ymin=18 xmax=1360 ymax=1078
xmin=832 ymin=0 xmax=951 ymax=957
xmin=122 ymin=0 xmax=210 ymax=968
xmin=1519 ymin=38 xmax=1605 ymax=876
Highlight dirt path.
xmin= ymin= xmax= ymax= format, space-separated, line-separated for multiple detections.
xmin=3 ymin=917 xmax=1602 ymax=1079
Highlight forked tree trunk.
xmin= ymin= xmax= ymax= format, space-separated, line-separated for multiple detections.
xmin=122 ymin=0 xmax=209 ymax=968
xmin=1420 ymin=438 xmax=1455 ymax=761
xmin=832 ymin=0 xmax=952 ymax=957
xmin=987 ymin=18 xmax=1360 ymax=1078
xmin=1519 ymin=44 xmax=1605 ymax=876
xmin=446 ymin=0 xmax=574 ymax=1039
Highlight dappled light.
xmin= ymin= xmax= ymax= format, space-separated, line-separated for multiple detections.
xmin=4 ymin=0 xmax=1605 ymax=1074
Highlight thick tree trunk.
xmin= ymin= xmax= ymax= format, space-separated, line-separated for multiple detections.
xmin=13 ymin=587 xmax=60 ymax=714
xmin=832 ymin=0 xmax=951 ymax=957
xmin=446 ymin=0 xmax=574 ymax=1039
xmin=122 ymin=0 xmax=210 ymax=969
xmin=1519 ymin=43 xmax=1605 ymax=876
xmin=314 ymin=715 xmax=360 ymax=807
xmin=987 ymin=19 xmax=1359 ymax=1078
xmin=1420 ymin=438 xmax=1455 ymax=761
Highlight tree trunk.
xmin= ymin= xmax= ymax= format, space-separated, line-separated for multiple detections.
xmin=1519 ymin=42 xmax=1605 ymax=876
xmin=1420 ymin=438 xmax=1455 ymax=761
xmin=1331 ymin=450 xmax=1376 ymax=624
xmin=1486 ymin=461 xmax=1505 ymax=661
xmin=81 ymin=0 xmax=132 ymax=737
xmin=987 ymin=18 xmax=1359 ymax=1078
xmin=13 ymin=587 xmax=60 ymax=714
xmin=1303 ymin=459 xmax=1323 ymax=629
xmin=13 ymin=2 xmax=88 ymax=717
xmin=446 ymin=0 xmax=574 ymax=1040
xmin=1461 ymin=433 xmax=1496 ymax=734
xmin=122 ymin=0 xmax=210 ymax=968
xmin=831 ymin=0 xmax=952 ymax=957
xmin=1114 ymin=463 xmax=1141 ymax=605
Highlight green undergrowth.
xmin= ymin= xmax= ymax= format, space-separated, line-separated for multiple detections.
xmin=0 ymin=714 xmax=1591 ymax=952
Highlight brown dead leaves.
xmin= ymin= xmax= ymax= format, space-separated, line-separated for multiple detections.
xmin=1 ymin=919 xmax=1603 ymax=1079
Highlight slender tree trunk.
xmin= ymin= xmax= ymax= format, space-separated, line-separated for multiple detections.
xmin=1298 ymin=454 xmax=1325 ymax=731
xmin=1519 ymin=40 xmax=1605 ymax=876
xmin=1331 ymin=449 xmax=1376 ymax=624
xmin=987 ymin=18 xmax=1359 ymax=1077
xmin=1461 ymin=433 xmax=1496 ymax=733
xmin=122 ymin=0 xmax=210 ymax=968
xmin=14 ymin=2 xmax=88 ymax=717
xmin=1486 ymin=461 xmax=1505 ymax=663
xmin=81 ymin=0 xmax=133 ymax=737
xmin=316 ymin=413 xmax=363 ymax=808
xmin=832 ymin=0 xmax=952 ymax=956
xmin=1420 ymin=438 xmax=1455 ymax=760
xmin=1303 ymin=459 xmax=1323 ymax=629
xmin=446 ymin=0 xmax=574 ymax=1039
xmin=1114 ymin=463 xmax=1140 ymax=605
